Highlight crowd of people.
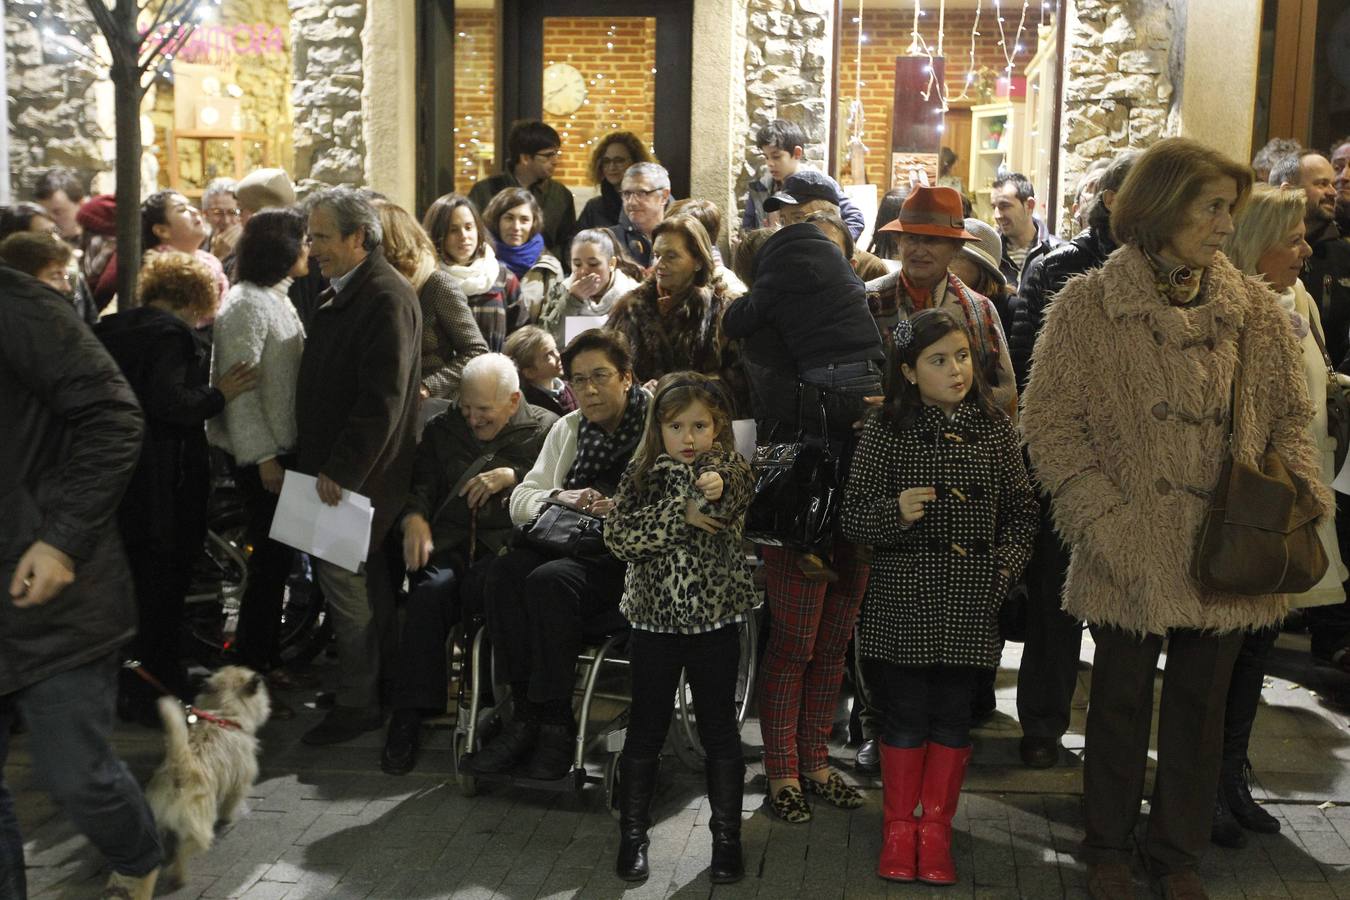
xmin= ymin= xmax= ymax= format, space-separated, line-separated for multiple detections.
xmin=4 ymin=118 xmax=1350 ymax=900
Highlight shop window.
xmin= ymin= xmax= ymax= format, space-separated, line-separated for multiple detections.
xmin=454 ymin=2 xmax=499 ymax=194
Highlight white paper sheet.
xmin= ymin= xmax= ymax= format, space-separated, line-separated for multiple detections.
xmin=268 ymin=471 xmax=373 ymax=574
xmin=564 ymin=315 xmax=609 ymax=345
xmin=732 ymin=419 xmax=757 ymax=463
xmin=1333 ymin=448 xmax=1350 ymax=495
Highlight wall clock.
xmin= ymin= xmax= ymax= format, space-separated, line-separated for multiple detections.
xmin=543 ymin=62 xmax=587 ymax=116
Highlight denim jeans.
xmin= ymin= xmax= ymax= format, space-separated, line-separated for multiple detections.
xmin=799 ymin=361 xmax=883 ymax=440
xmin=0 ymin=654 xmax=163 ymax=899
xmin=875 ymin=663 xmax=978 ymax=749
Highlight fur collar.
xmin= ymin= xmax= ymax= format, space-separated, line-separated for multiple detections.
xmin=1098 ymin=245 xmax=1251 ymax=338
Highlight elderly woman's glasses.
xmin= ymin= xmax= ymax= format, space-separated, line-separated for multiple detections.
xmin=568 ymin=368 xmax=618 ymax=390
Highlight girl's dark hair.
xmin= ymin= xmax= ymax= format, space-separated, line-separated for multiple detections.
xmin=483 ymin=187 xmax=543 ymax=242
xmin=140 ymin=190 xmax=183 ymax=252
xmin=868 ymin=187 xmax=911 ymax=258
xmin=883 ymin=308 xmax=1001 ymax=430
xmin=562 ymin=327 xmax=634 ymax=378
xmin=235 ymin=208 xmax=307 ymax=286
xmin=0 ymin=202 xmax=53 ymax=241
xmin=423 ymin=193 xmax=487 ymax=263
xmin=628 ymin=371 xmax=736 ymax=492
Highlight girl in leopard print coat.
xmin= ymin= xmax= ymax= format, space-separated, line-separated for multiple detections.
xmin=603 ymin=372 xmax=755 ymax=885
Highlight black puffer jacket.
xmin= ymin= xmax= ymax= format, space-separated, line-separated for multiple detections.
xmin=0 ymin=267 xmax=144 ymax=695
xmin=1008 ymin=227 xmax=1115 ymax=390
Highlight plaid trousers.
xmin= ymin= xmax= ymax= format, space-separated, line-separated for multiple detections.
xmin=759 ymin=539 xmax=870 ymax=779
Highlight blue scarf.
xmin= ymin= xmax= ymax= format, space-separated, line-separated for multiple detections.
xmin=495 ymin=233 xmax=544 ymax=278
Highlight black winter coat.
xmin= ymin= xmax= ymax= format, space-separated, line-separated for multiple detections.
xmin=1008 ymin=227 xmax=1115 ymax=390
xmin=840 ymin=403 xmax=1038 ymax=669
xmin=295 ymin=248 xmax=423 ymax=551
xmin=1300 ymin=221 xmax=1350 ymax=370
xmin=94 ymin=306 xmax=222 ymax=557
xmin=0 ymin=267 xmax=145 ymax=695
xmin=402 ymin=401 xmax=557 ymax=566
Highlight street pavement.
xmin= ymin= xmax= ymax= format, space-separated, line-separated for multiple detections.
xmin=10 ymin=631 xmax=1350 ymax=899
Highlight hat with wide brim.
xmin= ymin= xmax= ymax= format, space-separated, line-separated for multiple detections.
xmin=958 ymin=217 xmax=1007 ymax=287
xmin=877 ymin=185 xmax=977 ymax=241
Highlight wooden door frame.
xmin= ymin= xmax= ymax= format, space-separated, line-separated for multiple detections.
xmin=500 ymin=0 xmax=694 ymax=199
xmin=1266 ymin=0 xmax=1319 ymax=141
xmin=415 ymin=0 xmax=457 ymax=215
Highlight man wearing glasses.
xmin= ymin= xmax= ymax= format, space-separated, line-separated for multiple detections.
xmin=469 ymin=120 xmax=577 ymax=264
xmin=201 ymin=177 xmax=241 ymax=262
xmin=606 ymin=162 xmax=672 ymax=271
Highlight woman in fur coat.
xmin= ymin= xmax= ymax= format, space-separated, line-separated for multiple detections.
xmin=604 ymin=217 xmax=746 ymax=412
xmin=1021 ymin=138 xmax=1330 ymax=900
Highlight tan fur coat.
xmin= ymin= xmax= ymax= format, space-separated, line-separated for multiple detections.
xmin=1021 ymin=245 xmax=1330 ymax=635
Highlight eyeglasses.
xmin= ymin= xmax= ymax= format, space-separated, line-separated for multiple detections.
xmin=206 ymin=208 xmax=241 ymax=219
xmin=621 ymin=188 xmax=663 ymax=202
xmin=534 ymin=149 xmax=562 ymax=160
xmin=567 ymin=368 xmax=618 ymax=389
xmin=601 ymin=156 xmax=632 ymax=168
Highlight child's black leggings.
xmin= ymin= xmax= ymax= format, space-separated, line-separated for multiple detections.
xmin=876 ymin=663 xmax=981 ymax=749
xmin=622 ymin=624 xmax=743 ymax=761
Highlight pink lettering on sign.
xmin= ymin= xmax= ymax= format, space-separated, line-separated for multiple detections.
xmin=142 ymin=23 xmax=286 ymax=65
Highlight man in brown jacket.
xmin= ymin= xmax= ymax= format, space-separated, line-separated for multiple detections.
xmin=296 ymin=187 xmax=422 ymax=745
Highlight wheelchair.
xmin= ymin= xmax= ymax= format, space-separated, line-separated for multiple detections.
xmin=450 ymin=600 xmax=761 ymax=815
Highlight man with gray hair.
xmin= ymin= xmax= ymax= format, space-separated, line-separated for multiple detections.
xmin=201 ymin=177 xmax=240 ymax=261
xmin=295 ymin=187 xmax=423 ymax=745
xmin=379 ymin=352 xmax=557 ymax=773
xmin=607 ymin=162 xmax=672 ymax=269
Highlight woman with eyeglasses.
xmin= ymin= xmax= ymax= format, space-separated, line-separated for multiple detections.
xmin=466 ymin=328 xmax=651 ymax=783
xmin=578 ymin=132 xmax=654 ymax=231
xmin=423 ymin=193 xmax=525 ymax=352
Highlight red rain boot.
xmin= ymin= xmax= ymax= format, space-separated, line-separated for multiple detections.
xmin=917 ymin=742 xmax=972 ymax=886
xmin=878 ymin=742 xmax=926 ymax=881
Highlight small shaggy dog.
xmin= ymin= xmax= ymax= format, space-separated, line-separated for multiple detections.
xmin=144 ymin=666 xmax=271 ymax=886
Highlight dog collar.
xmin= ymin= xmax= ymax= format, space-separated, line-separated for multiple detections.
xmin=186 ymin=705 xmax=242 ymax=731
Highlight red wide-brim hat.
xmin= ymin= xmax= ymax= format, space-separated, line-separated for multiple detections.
xmin=877 ymin=185 xmax=978 ymax=241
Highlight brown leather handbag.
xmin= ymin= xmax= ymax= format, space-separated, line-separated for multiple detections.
xmin=1190 ymin=358 xmax=1328 ymax=596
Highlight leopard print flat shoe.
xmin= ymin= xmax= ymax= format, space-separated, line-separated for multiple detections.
xmin=802 ymin=770 xmax=865 ymax=809
xmin=768 ymin=784 xmax=813 ymax=823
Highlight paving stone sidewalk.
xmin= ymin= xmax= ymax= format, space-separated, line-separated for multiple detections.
xmin=10 ymin=633 xmax=1350 ymax=899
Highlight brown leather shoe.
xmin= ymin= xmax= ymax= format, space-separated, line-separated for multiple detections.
xmin=1086 ymin=862 xmax=1134 ymax=900
xmin=1160 ymin=870 xmax=1209 ymax=900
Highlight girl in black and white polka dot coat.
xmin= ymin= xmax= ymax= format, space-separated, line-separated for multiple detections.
xmin=841 ymin=308 xmax=1038 ymax=888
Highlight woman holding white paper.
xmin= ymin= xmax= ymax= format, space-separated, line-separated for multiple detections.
xmin=208 ymin=208 xmax=310 ymax=692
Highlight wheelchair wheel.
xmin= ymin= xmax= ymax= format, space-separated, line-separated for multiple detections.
xmin=452 ymin=730 xmax=478 ymax=797
xmin=602 ymin=751 xmax=622 ymax=819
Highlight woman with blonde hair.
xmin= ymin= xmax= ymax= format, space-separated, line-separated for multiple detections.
xmin=378 ymin=201 xmax=488 ymax=401
xmin=1208 ymin=184 xmax=1347 ymax=848
xmin=1022 ymin=138 xmax=1327 ymax=899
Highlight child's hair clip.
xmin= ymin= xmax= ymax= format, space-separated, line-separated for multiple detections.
xmin=894 ymin=318 xmax=915 ymax=350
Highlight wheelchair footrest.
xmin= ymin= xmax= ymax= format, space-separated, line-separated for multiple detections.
xmin=464 ymin=765 xmax=592 ymax=792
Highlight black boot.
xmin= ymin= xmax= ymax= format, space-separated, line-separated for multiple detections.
xmin=705 ymin=757 xmax=746 ymax=884
xmin=1222 ymin=759 xmax=1281 ymax=834
xmin=615 ymin=755 xmax=660 ymax=881
xmin=1211 ymin=784 xmax=1247 ymax=848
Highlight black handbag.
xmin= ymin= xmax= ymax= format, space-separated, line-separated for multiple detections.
xmin=512 ymin=497 xmax=608 ymax=559
xmin=1309 ymin=312 xmax=1350 ymax=473
xmin=744 ymin=386 xmax=842 ymax=551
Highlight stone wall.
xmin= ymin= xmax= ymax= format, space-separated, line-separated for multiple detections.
xmin=1058 ymin=0 xmax=1178 ymax=230
xmin=289 ymin=0 xmax=365 ymax=188
xmin=738 ymin=0 xmax=833 ymax=206
xmin=6 ymin=0 xmax=109 ymax=196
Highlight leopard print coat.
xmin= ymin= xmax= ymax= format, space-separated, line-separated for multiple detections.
xmin=605 ymin=448 xmax=758 ymax=632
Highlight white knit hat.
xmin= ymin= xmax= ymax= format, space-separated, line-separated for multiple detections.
xmin=959 ymin=217 xmax=1006 ymax=288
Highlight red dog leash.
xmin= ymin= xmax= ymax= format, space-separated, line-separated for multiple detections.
xmin=123 ymin=660 xmax=242 ymax=731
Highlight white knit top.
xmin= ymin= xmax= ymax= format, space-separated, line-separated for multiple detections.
xmin=207 ymin=278 xmax=305 ymax=465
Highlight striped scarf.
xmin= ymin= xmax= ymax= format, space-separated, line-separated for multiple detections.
xmin=895 ymin=271 xmax=1004 ymax=383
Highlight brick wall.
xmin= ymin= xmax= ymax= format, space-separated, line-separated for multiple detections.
xmin=838 ymin=8 xmax=1037 ymax=186
xmin=541 ymin=17 xmax=657 ymax=190
xmin=454 ymin=9 xmax=496 ymax=196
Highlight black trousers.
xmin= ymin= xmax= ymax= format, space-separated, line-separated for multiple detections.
xmin=1221 ymin=624 xmax=1280 ymax=763
xmin=1015 ymin=494 xmax=1083 ymax=739
xmin=875 ymin=663 xmax=978 ymax=749
xmin=121 ymin=543 xmax=192 ymax=701
xmin=483 ymin=547 xmax=626 ymax=707
xmin=232 ymin=455 xmax=296 ymax=672
xmin=623 ymin=625 xmax=743 ymax=761
xmin=1082 ymin=625 xmax=1242 ymax=876
xmin=387 ymin=558 xmax=490 ymax=712
xmin=1307 ymin=492 xmax=1350 ymax=659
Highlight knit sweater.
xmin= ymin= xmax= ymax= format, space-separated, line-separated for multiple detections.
xmin=605 ymin=449 xmax=758 ymax=632
xmin=207 ymin=278 xmax=304 ymax=464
